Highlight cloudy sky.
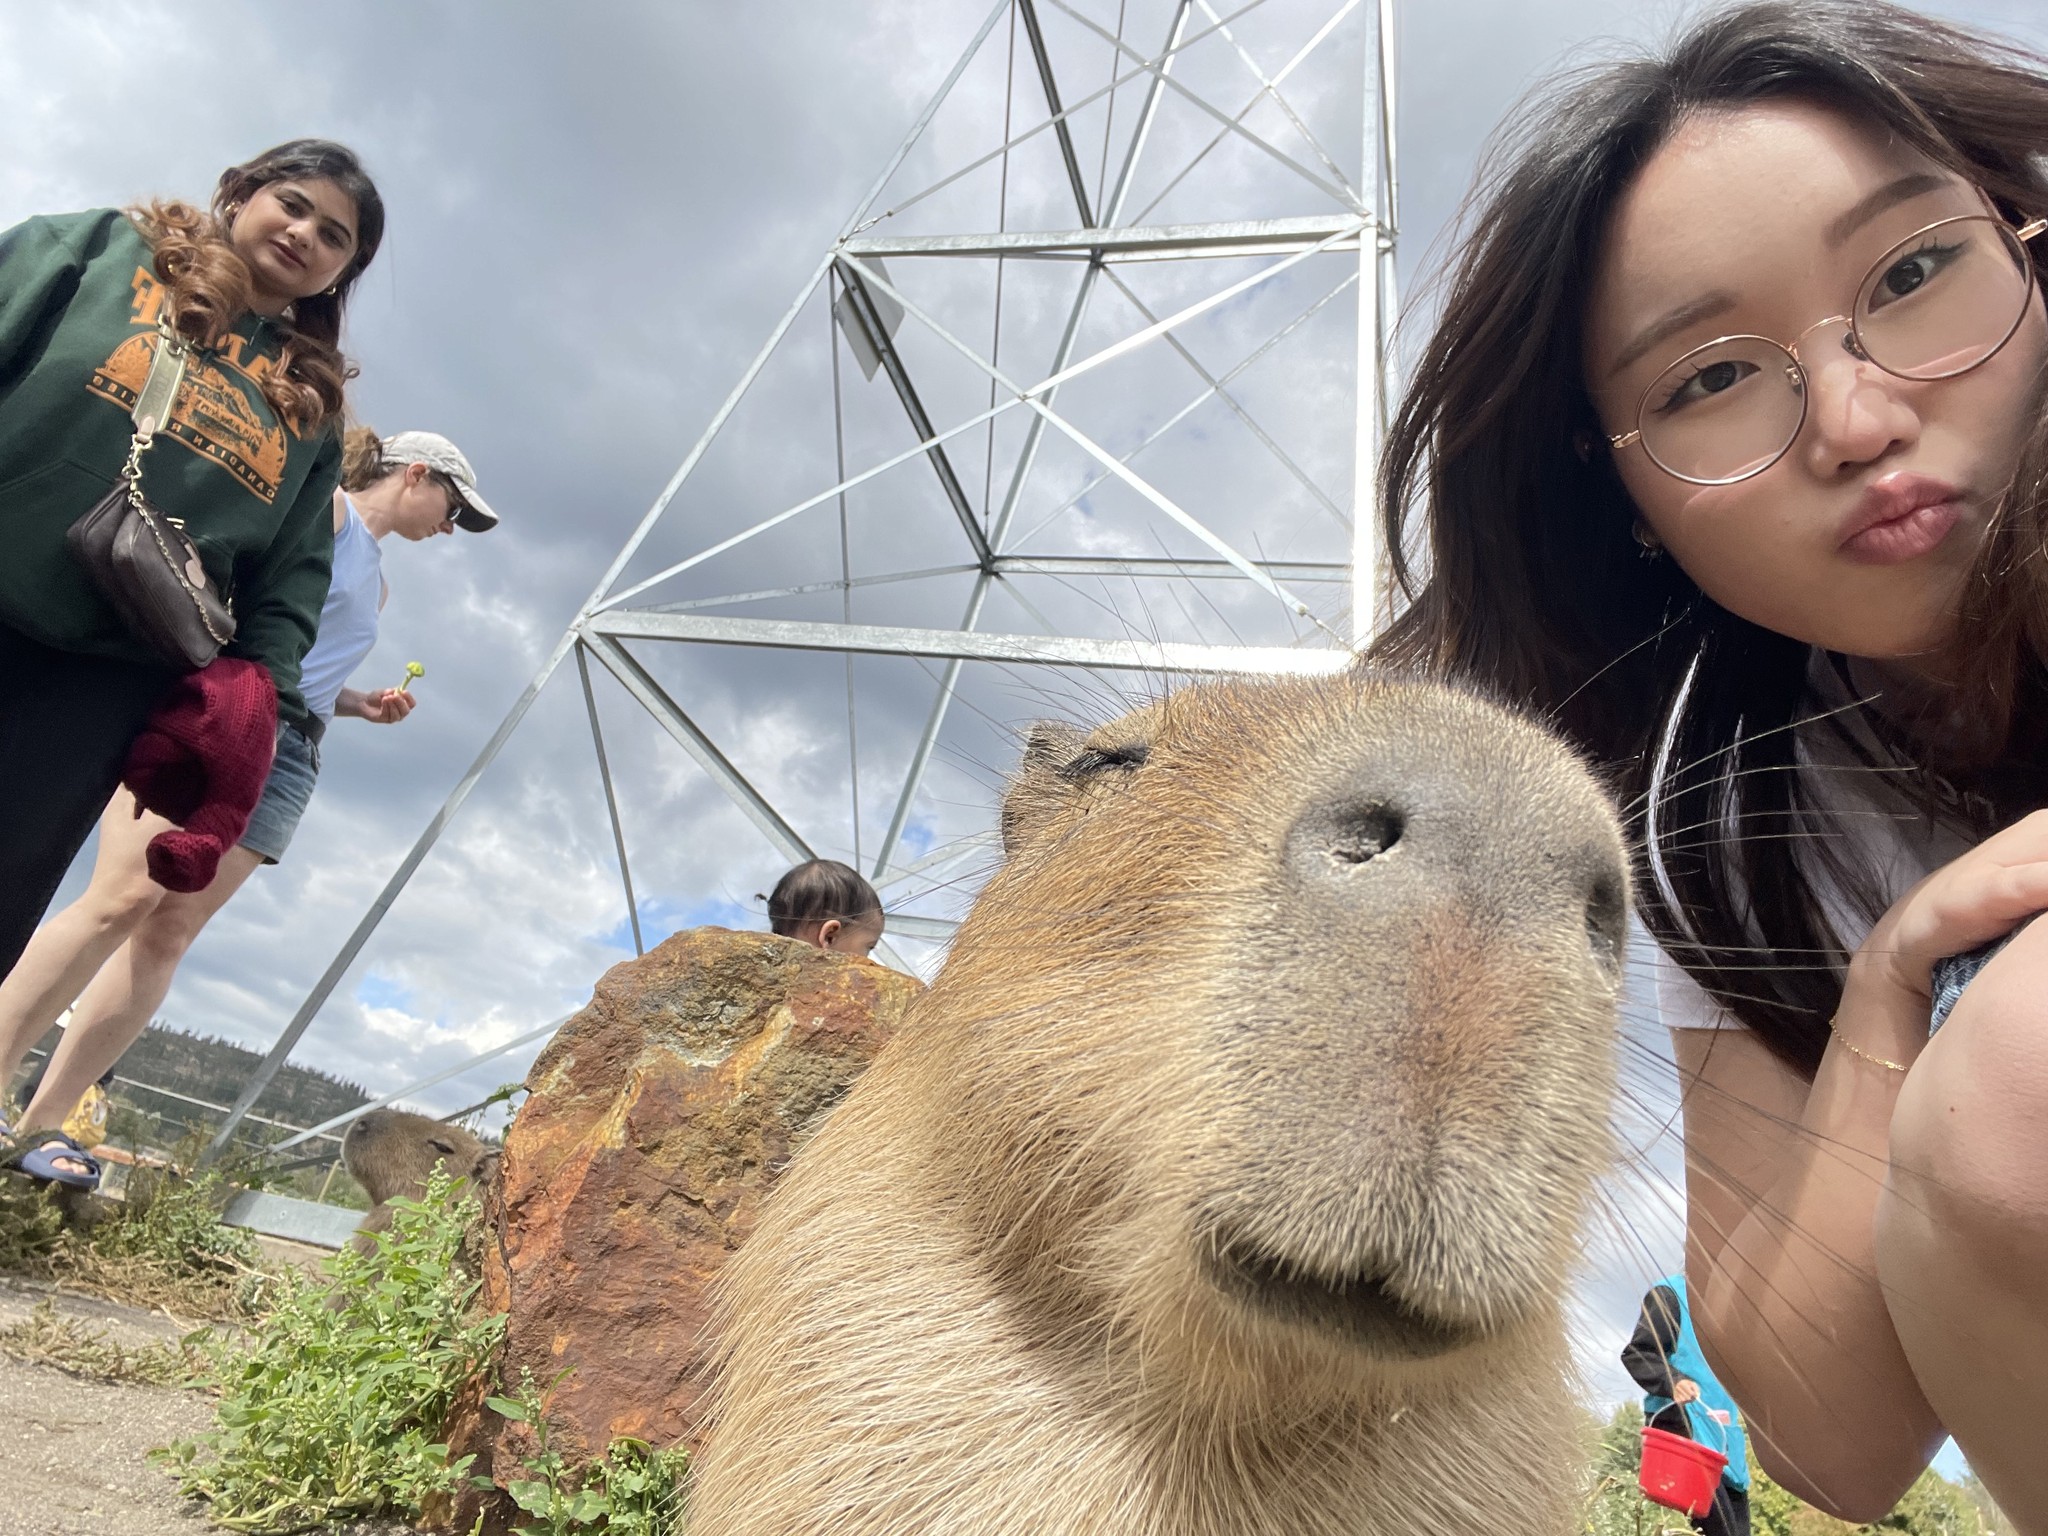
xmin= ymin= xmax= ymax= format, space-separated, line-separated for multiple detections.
xmin=6 ymin=0 xmax=2043 ymax=1426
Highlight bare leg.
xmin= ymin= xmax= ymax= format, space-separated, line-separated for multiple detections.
xmin=0 ymin=790 xmax=169 ymax=1097
xmin=1877 ymin=917 xmax=2048 ymax=1530
xmin=14 ymin=845 xmax=264 ymax=1165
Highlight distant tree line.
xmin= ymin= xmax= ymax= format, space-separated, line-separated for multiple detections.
xmin=13 ymin=1019 xmax=369 ymax=1147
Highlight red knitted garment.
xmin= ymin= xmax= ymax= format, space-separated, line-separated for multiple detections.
xmin=123 ymin=658 xmax=278 ymax=892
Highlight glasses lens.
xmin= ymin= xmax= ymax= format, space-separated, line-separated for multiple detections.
xmin=1638 ymin=337 xmax=1806 ymax=484
xmin=1857 ymin=217 xmax=2033 ymax=381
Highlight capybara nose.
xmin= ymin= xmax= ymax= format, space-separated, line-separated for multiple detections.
xmin=1285 ymin=774 xmax=1627 ymax=974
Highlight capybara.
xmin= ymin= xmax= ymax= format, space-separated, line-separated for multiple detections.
xmin=340 ymin=1106 xmax=495 ymax=1253
xmin=691 ymin=670 xmax=1629 ymax=1535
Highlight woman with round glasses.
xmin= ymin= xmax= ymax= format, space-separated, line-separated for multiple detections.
xmin=1374 ymin=1 xmax=2048 ymax=1524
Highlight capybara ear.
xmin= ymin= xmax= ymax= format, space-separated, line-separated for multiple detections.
xmin=1022 ymin=719 xmax=1085 ymax=767
xmin=1001 ymin=721 xmax=1087 ymax=856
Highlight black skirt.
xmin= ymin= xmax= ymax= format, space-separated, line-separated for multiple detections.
xmin=0 ymin=625 xmax=174 ymax=979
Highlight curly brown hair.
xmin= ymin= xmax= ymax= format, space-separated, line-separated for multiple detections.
xmin=339 ymin=424 xmax=386 ymax=491
xmin=128 ymin=140 xmax=385 ymax=432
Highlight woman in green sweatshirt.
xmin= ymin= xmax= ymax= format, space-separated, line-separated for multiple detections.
xmin=0 ymin=139 xmax=384 ymax=978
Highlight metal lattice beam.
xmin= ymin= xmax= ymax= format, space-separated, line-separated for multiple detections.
xmin=842 ymin=213 xmax=1362 ymax=261
xmin=834 ymin=262 xmax=995 ymax=568
xmin=583 ymin=609 xmax=1351 ymax=675
xmin=212 ymin=0 xmax=1398 ymax=1160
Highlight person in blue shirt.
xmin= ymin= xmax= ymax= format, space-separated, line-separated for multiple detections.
xmin=1623 ymin=1275 xmax=1751 ymax=1536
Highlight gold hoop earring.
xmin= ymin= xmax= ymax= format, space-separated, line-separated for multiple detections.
xmin=323 ymin=284 xmax=338 ymax=297
xmin=1632 ymin=520 xmax=1664 ymax=560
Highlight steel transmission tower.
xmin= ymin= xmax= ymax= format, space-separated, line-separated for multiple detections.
xmin=210 ymin=0 xmax=1400 ymax=1155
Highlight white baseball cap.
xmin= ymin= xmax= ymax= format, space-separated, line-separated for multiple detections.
xmin=380 ymin=430 xmax=499 ymax=532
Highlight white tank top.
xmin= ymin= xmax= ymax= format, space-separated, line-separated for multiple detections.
xmin=297 ymin=496 xmax=384 ymax=722
xmin=1655 ymin=652 xmax=1970 ymax=1031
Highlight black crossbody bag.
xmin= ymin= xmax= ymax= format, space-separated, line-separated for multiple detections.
xmin=66 ymin=324 xmax=236 ymax=671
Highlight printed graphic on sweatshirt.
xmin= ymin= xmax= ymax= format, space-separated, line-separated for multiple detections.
xmin=86 ymin=266 xmax=290 ymax=503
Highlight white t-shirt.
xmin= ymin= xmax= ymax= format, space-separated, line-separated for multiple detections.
xmin=1653 ymin=660 xmax=1974 ymax=1031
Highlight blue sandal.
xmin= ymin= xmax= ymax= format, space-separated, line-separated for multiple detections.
xmin=11 ymin=1130 xmax=101 ymax=1192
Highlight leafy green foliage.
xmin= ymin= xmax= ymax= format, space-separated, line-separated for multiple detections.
xmin=488 ymin=1369 xmax=689 ymax=1536
xmin=77 ymin=1163 xmax=276 ymax=1320
xmin=88 ymin=1163 xmax=263 ymax=1272
xmin=1583 ymin=1403 xmax=1693 ymax=1536
xmin=1849 ymin=1470 xmax=2003 ymax=1536
xmin=158 ymin=1170 xmax=503 ymax=1532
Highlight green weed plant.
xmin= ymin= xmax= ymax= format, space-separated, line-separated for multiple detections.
xmin=0 ymin=1157 xmax=275 ymax=1320
xmin=159 ymin=1170 xmax=503 ymax=1532
xmin=0 ymin=1175 xmax=66 ymax=1272
xmin=487 ymin=1369 xmax=689 ymax=1536
xmin=86 ymin=1163 xmax=276 ymax=1317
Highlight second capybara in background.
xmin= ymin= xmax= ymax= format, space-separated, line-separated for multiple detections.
xmin=692 ymin=669 xmax=1631 ymax=1536
xmin=340 ymin=1106 xmax=495 ymax=1251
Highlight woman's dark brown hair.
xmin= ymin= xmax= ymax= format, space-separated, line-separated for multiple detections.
xmin=131 ymin=139 xmax=385 ymax=431
xmin=1371 ymin=0 xmax=2048 ymax=1073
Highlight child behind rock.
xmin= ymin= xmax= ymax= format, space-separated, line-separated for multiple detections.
xmin=763 ymin=860 xmax=884 ymax=959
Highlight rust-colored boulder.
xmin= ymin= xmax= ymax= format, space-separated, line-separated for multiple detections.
xmin=444 ymin=925 xmax=922 ymax=1520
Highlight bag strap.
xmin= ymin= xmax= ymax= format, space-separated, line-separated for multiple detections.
xmin=120 ymin=325 xmax=231 ymax=650
xmin=121 ymin=324 xmax=189 ymax=490
xmin=132 ymin=322 xmax=190 ymax=438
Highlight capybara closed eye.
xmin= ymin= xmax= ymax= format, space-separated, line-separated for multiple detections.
xmin=693 ymin=669 xmax=1629 ymax=1536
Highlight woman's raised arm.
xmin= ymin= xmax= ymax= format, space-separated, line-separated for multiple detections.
xmin=1674 ymin=1018 xmax=1941 ymax=1520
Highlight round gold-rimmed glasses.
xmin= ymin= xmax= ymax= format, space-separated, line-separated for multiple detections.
xmin=1608 ymin=213 xmax=2048 ymax=486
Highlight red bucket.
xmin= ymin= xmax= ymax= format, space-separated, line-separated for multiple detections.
xmin=1639 ymin=1426 xmax=1728 ymax=1517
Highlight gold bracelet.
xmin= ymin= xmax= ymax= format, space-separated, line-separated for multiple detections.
xmin=1827 ymin=1015 xmax=1909 ymax=1074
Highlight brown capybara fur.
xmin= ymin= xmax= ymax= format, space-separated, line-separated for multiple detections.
xmin=340 ymin=1107 xmax=495 ymax=1253
xmin=691 ymin=670 xmax=1630 ymax=1536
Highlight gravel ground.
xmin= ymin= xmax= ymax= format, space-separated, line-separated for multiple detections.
xmin=0 ymin=1359 xmax=215 ymax=1536
xmin=0 ymin=1277 xmax=214 ymax=1536
xmin=0 ymin=1276 xmax=409 ymax=1536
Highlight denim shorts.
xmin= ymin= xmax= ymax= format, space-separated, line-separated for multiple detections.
xmin=238 ymin=721 xmax=320 ymax=864
xmin=1929 ymin=915 xmax=2036 ymax=1035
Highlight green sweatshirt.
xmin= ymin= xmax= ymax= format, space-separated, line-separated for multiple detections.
xmin=0 ymin=208 xmax=338 ymax=724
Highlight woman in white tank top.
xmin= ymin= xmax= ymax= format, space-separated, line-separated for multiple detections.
xmin=0 ymin=426 xmax=500 ymax=1190
xmin=1367 ymin=4 xmax=2048 ymax=1520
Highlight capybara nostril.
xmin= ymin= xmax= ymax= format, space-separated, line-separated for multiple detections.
xmin=1286 ymin=798 xmax=1407 ymax=884
xmin=1210 ymin=1225 xmax=1476 ymax=1361
xmin=1585 ymin=867 xmax=1627 ymax=974
xmin=1328 ymin=802 xmax=1404 ymax=865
